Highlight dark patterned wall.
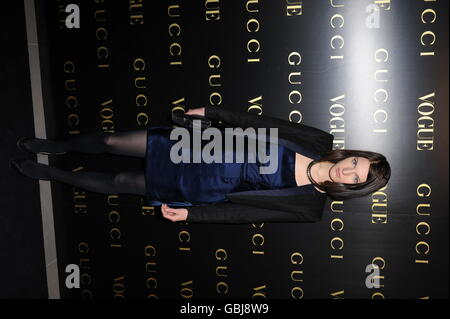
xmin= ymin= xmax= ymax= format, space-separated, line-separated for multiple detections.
xmin=37 ymin=0 xmax=448 ymax=299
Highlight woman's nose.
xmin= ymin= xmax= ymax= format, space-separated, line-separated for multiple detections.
xmin=342 ymin=167 xmax=355 ymax=175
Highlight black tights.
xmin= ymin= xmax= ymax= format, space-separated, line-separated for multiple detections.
xmin=47 ymin=130 xmax=147 ymax=196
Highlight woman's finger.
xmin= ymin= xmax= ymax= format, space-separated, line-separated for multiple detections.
xmin=185 ymin=107 xmax=205 ymax=117
xmin=161 ymin=204 xmax=177 ymax=221
xmin=164 ymin=205 xmax=175 ymax=215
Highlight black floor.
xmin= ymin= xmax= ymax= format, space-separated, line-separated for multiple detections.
xmin=0 ymin=2 xmax=48 ymax=299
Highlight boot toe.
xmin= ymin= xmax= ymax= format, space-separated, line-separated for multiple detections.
xmin=16 ymin=137 xmax=34 ymax=153
xmin=9 ymin=158 xmax=27 ymax=173
xmin=9 ymin=158 xmax=49 ymax=180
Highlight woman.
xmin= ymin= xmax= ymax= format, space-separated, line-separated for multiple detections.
xmin=10 ymin=106 xmax=391 ymax=224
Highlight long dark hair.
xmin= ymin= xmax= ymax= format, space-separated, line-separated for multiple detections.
xmin=313 ymin=149 xmax=391 ymax=200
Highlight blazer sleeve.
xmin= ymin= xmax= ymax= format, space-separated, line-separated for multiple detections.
xmin=204 ymin=105 xmax=331 ymax=139
xmin=186 ymin=201 xmax=319 ymax=224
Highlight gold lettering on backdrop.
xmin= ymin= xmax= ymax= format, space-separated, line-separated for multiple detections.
xmin=107 ymin=195 xmax=119 ymax=206
xmin=171 ymin=97 xmax=187 ymax=114
xmin=330 ymin=0 xmax=344 ymax=8
xmin=252 ymin=285 xmax=267 ymax=298
xmin=180 ymin=280 xmax=194 ymax=299
xmin=112 ymin=276 xmax=126 ymax=298
xmin=99 ymin=99 xmax=115 ymax=132
xmin=330 ymin=290 xmax=344 ymax=299
xmin=252 ymin=234 xmax=265 ymax=254
xmin=57 ymin=0 xmax=68 ymax=28
xmin=329 ymin=1 xmax=345 ymax=60
xmin=178 ymin=230 xmax=191 ymax=252
xmin=94 ymin=1 xmax=110 ymax=68
xmin=63 ymin=61 xmax=80 ymax=135
xmin=74 ymin=189 xmax=87 ymax=214
xmin=415 ymin=184 xmax=431 ymax=265
xmin=245 ymin=0 xmax=261 ymax=63
xmin=131 ymin=56 xmax=152 ymax=226
xmin=251 ymin=221 xmax=265 ymax=255
xmin=372 ymin=48 xmax=389 ymax=134
xmin=416 ymin=183 xmax=431 ymax=202
xmin=62 ymin=60 xmax=88 ymax=216
xmin=208 ymin=55 xmax=223 ymax=106
xmin=79 ymin=258 xmax=90 ymax=270
xmin=168 ymin=4 xmax=183 ymax=65
xmin=65 ymin=79 xmax=76 ymax=91
xmin=132 ymin=58 xmax=150 ymax=126
xmin=129 ymin=0 xmax=144 ymax=25
xmin=248 ymin=105 xmax=263 ymax=115
xmin=205 ymin=0 xmax=220 ymax=21
xmin=144 ymin=245 xmax=158 ymax=298
xmin=371 ymin=257 xmax=385 ymax=298
xmin=81 ymin=273 xmax=92 ymax=286
xmin=169 ymin=94 xmax=189 ymax=253
xmin=78 ymin=242 xmax=93 ymax=298
xmin=416 ymin=92 xmax=435 ymax=150
xmin=419 ymin=0 xmax=436 ymax=56
xmin=107 ymin=195 xmax=123 ymax=249
xmin=286 ymin=52 xmax=303 ymax=122
xmin=287 ymin=51 xmax=304 ymax=116
xmin=375 ymin=0 xmax=391 ymax=10
xmin=371 ymin=185 xmax=388 ymax=224
xmin=290 ymin=252 xmax=304 ymax=299
xmin=330 ymin=200 xmax=344 ymax=260
xmin=286 ymin=0 xmax=302 ymax=16
xmin=289 ymin=110 xmax=302 ymax=123
xmin=331 ymin=218 xmax=344 ymax=231
xmin=247 ymin=96 xmax=263 ymax=115
xmin=215 ymin=249 xmax=229 ymax=294
xmin=250 ymin=221 xmax=265 ymax=298
xmin=329 ymin=95 xmax=345 ymax=149
xmin=141 ymin=198 xmax=156 ymax=216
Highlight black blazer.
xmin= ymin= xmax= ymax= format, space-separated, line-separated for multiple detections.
xmin=186 ymin=106 xmax=334 ymax=224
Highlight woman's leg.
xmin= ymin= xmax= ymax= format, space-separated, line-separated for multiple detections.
xmin=48 ymin=169 xmax=147 ymax=195
xmin=21 ymin=130 xmax=148 ymax=158
xmin=11 ymin=159 xmax=146 ymax=195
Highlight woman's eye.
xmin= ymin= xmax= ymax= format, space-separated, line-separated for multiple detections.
xmin=353 ymin=158 xmax=357 ymax=166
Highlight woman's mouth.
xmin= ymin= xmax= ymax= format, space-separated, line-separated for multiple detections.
xmin=336 ymin=167 xmax=340 ymax=177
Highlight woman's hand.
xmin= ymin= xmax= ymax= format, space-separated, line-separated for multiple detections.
xmin=185 ymin=107 xmax=205 ymax=117
xmin=161 ymin=204 xmax=188 ymax=222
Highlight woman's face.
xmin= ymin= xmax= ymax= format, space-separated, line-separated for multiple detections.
xmin=331 ymin=156 xmax=370 ymax=184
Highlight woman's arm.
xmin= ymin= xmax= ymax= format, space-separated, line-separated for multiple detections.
xmin=186 ymin=201 xmax=319 ymax=224
xmin=186 ymin=106 xmax=328 ymax=136
xmin=203 ymin=106 xmax=335 ymax=157
xmin=203 ymin=105 xmax=330 ymax=138
xmin=186 ymin=106 xmax=333 ymax=155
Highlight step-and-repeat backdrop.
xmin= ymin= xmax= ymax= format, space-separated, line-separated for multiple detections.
xmin=40 ymin=0 xmax=448 ymax=298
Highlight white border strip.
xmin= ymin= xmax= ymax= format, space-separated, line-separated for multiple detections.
xmin=23 ymin=0 xmax=60 ymax=299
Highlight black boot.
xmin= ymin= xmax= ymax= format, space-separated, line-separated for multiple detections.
xmin=9 ymin=158 xmax=51 ymax=180
xmin=17 ymin=137 xmax=67 ymax=155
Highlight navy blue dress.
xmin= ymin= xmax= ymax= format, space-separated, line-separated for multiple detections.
xmin=144 ymin=126 xmax=301 ymax=206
